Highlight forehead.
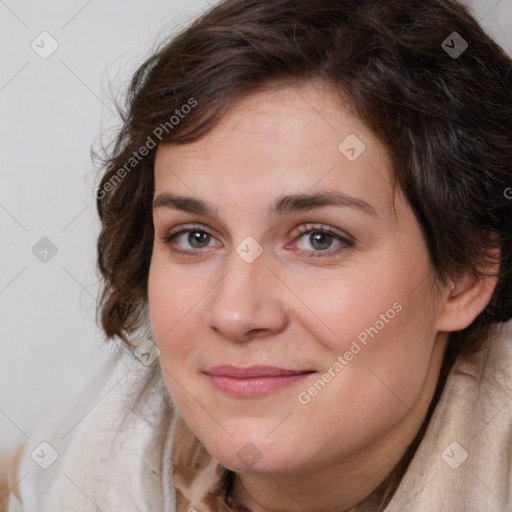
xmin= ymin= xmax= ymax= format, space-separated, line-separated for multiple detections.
xmin=153 ymin=82 xmax=396 ymax=222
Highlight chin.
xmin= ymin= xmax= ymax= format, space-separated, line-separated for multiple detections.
xmin=200 ymin=429 xmax=308 ymax=475
xmin=214 ymin=449 xmax=298 ymax=475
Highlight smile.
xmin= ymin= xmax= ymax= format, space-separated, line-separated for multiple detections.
xmin=204 ymin=365 xmax=315 ymax=397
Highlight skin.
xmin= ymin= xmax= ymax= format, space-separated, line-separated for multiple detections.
xmin=148 ymin=81 xmax=497 ymax=512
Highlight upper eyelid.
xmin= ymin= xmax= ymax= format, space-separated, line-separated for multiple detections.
xmin=293 ymin=223 xmax=350 ymax=238
xmin=166 ymin=223 xmax=212 ymax=235
xmin=164 ymin=222 xmax=350 ymax=240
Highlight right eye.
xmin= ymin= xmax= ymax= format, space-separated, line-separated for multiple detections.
xmin=161 ymin=224 xmax=221 ymax=255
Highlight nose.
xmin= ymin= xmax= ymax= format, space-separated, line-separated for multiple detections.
xmin=207 ymin=250 xmax=288 ymax=343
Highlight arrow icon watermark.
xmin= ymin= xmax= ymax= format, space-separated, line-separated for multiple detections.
xmin=236 ymin=236 xmax=263 ymax=263
xmin=442 ymin=32 xmax=468 ymax=59
xmin=32 ymin=237 xmax=58 ymax=263
xmin=338 ymin=134 xmax=366 ymax=162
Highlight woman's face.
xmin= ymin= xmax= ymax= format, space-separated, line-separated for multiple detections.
xmin=148 ymin=82 xmax=448 ymax=476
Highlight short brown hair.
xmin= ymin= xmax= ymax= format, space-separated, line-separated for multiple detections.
xmin=95 ymin=0 xmax=512 ymax=356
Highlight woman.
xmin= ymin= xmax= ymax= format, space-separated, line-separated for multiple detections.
xmin=4 ymin=0 xmax=512 ymax=510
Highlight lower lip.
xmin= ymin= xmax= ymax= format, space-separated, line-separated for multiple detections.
xmin=207 ymin=373 xmax=311 ymax=397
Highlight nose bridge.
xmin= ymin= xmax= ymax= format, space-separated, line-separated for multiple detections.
xmin=208 ymin=243 xmax=285 ymax=340
xmin=214 ymin=246 xmax=268 ymax=316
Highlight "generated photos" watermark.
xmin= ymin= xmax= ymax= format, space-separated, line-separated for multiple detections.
xmin=298 ymin=301 xmax=403 ymax=405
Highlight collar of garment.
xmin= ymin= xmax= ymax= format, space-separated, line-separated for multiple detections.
xmin=171 ymin=413 xmax=246 ymax=511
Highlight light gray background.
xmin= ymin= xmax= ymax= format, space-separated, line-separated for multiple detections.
xmin=1 ymin=0 xmax=511 ymax=453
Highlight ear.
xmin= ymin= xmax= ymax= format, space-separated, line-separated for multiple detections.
xmin=435 ymin=253 xmax=500 ymax=333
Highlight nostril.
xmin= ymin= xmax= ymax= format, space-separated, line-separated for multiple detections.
xmin=247 ymin=328 xmax=267 ymax=336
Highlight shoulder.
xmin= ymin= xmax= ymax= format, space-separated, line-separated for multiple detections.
xmin=3 ymin=347 xmax=133 ymax=511
xmin=0 ymin=444 xmax=24 ymax=512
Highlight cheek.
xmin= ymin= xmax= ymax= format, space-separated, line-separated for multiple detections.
xmin=148 ymin=249 xmax=203 ymax=337
xmin=288 ymin=260 xmax=418 ymax=353
xmin=299 ymin=252 xmax=437 ymax=404
xmin=148 ymin=257 xmax=195 ymax=362
xmin=294 ymin=292 xmax=437 ymax=459
xmin=148 ymin=259 xmax=201 ymax=416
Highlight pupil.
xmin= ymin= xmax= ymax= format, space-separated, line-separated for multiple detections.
xmin=189 ymin=231 xmax=209 ymax=248
xmin=311 ymin=232 xmax=332 ymax=250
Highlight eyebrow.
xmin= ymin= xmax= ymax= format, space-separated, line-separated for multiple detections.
xmin=152 ymin=190 xmax=379 ymax=218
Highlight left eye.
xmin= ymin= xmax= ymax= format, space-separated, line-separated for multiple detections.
xmin=295 ymin=230 xmax=341 ymax=251
xmin=290 ymin=225 xmax=353 ymax=257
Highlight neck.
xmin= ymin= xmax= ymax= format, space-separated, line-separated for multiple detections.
xmin=228 ymin=335 xmax=451 ymax=512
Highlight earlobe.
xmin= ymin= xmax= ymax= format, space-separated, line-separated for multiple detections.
xmin=435 ymin=271 xmax=498 ymax=333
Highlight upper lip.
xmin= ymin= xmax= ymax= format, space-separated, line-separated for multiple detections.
xmin=205 ymin=365 xmax=313 ymax=378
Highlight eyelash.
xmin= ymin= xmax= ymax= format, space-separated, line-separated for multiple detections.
xmin=161 ymin=222 xmax=354 ymax=258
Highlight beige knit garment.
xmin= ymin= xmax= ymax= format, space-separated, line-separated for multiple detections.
xmin=7 ymin=320 xmax=512 ymax=511
xmin=384 ymin=321 xmax=512 ymax=512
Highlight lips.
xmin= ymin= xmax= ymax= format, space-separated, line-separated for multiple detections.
xmin=204 ymin=365 xmax=314 ymax=397
xmin=205 ymin=365 xmax=312 ymax=377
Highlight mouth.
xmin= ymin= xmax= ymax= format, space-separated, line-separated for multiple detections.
xmin=204 ymin=365 xmax=315 ymax=397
